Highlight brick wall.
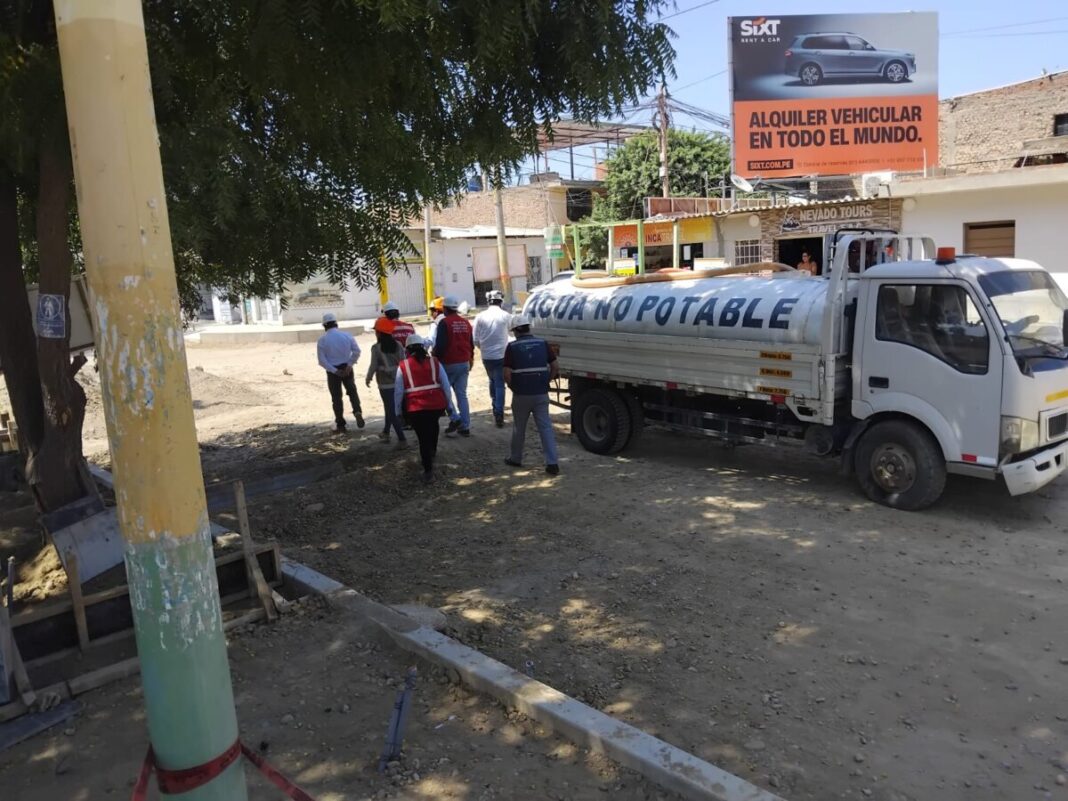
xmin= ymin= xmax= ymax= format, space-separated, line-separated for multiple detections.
xmin=940 ymin=71 xmax=1068 ymax=173
xmin=427 ymin=184 xmax=569 ymax=229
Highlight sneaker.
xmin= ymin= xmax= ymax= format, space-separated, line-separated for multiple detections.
xmin=377 ymin=431 xmax=390 ymax=442
xmin=545 ymin=464 xmax=560 ymax=476
xmin=445 ymin=419 xmax=461 ymax=438
xmin=395 ymin=439 xmax=409 ymax=450
xmin=355 ymin=413 xmax=365 ymax=429
xmin=334 ymin=423 xmax=347 ymax=434
xmin=504 ymin=458 xmax=522 ymax=468
xmin=494 ymin=415 xmax=504 ymax=428
xmin=459 ymin=429 xmax=471 ymax=438
xmin=421 ymin=469 xmax=433 ymax=484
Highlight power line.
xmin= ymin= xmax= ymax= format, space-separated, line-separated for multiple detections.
xmin=672 ymin=69 xmax=727 ymax=92
xmin=949 ymin=30 xmax=1068 ymax=38
xmin=659 ymin=0 xmax=722 ymax=22
xmin=942 ymin=16 xmax=1068 ymax=36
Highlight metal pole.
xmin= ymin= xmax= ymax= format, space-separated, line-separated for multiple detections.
xmin=607 ymin=226 xmax=615 ymax=274
xmin=378 ymin=254 xmax=389 ymax=308
xmin=572 ymin=226 xmax=582 ymax=278
xmin=637 ymin=220 xmax=646 ymax=275
xmin=672 ymin=220 xmax=680 ymax=270
xmin=569 ymin=145 xmax=575 ymax=181
xmin=423 ymin=207 xmax=433 ymax=310
xmin=52 ymin=3 xmax=247 ymax=798
xmin=493 ymin=183 xmax=513 ymax=304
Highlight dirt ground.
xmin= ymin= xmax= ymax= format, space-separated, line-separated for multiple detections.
xmin=1 ymin=598 xmax=678 ymax=801
xmin=6 ymin=330 xmax=1068 ymax=801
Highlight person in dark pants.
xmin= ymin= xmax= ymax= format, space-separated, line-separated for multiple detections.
xmin=394 ymin=335 xmax=457 ymax=483
xmin=365 ymin=329 xmax=408 ymax=448
xmin=503 ymin=313 xmax=560 ymax=475
xmin=316 ymin=312 xmax=364 ymax=433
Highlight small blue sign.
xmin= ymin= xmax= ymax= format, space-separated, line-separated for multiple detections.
xmin=37 ymin=293 xmax=66 ymax=339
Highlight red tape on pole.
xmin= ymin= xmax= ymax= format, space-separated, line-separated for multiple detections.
xmin=130 ymin=740 xmax=317 ymax=800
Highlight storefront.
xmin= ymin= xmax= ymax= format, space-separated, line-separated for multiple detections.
xmin=715 ymin=198 xmax=902 ymax=275
xmin=609 ymin=216 xmax=715 ymax=270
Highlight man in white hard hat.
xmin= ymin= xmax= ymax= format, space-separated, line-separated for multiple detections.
xmin=316 ymin=312 xmax=364 ymax=433
xmin=473 ymin=289 xmax=511 ymax=427
xmin=432 ymin=295 xmax=474 ymax=437
xmin=503 ymin=312 xmax=559 ymax=475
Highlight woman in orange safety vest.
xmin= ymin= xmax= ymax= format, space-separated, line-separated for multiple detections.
xmin=394 ymin=335 xmax=457 ymax=483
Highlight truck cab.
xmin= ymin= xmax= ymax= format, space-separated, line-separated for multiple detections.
xmin=849 ymin=251 xmax=1068 ymax=507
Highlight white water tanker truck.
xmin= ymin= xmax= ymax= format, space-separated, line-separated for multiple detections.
xmin=524 ymin=231 xmax=1068 ymax=510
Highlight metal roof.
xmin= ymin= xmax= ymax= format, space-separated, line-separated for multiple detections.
xmin=639 ymin=196 xmax=879 ymax=223
xmin=537 ymin=119 xmax=651 ymax=152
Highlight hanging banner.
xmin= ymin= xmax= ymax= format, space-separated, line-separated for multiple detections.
xmin=730 ymin=13 xmax=939 ymax=178
xmin=544 ymin=225 xmax=565 ymax=260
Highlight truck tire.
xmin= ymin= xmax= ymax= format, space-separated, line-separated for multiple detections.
xmin=622 ymin=391 xmax=644 ymax=445
xmin=572 ymin=388 xmax=632 ymax=455
xmin=855 ymin=420 xmax=946 ymax=510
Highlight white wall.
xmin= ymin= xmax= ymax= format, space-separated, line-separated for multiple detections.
xmin=900 ymin=184 xmax=1067 ymax=290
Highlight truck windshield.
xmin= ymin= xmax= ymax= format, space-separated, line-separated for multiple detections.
xmin=978 ymin=270 xmax=1068 ymax=357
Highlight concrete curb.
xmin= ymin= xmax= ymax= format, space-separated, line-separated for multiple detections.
xmin=281 ymin=558 xmax=786 ymax=801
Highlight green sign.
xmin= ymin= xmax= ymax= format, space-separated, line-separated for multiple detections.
xmin=545 ymin=225 xmax=565 ymax=260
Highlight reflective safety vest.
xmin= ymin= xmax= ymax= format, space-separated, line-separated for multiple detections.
xmin=390 ymin=321 xmax=416 ymax=347
xmin=507 ymin=336 xmax=552 ymax=396
xmin=400 ymin=355 xmax=447 ymax=413
xmin=437 ymin=314 xmax=474 ymax=365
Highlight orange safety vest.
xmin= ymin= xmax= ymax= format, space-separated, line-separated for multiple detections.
xmin=400 ymin=355 xmax=447 ymax=413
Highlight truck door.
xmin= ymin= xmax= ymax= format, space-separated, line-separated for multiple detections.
xmin=856 ymin=280 xmax=1003 ymax=467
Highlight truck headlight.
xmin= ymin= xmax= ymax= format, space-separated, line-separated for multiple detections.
xmin=1000 ymin=416 xmax=1040 ymax=456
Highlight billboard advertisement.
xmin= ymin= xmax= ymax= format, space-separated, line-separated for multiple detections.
xmin=730 ymin=12 xmax=938 ymax=178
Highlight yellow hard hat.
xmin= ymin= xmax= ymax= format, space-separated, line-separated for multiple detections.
xmin=429 ymin=296 xmax=445 ymax=312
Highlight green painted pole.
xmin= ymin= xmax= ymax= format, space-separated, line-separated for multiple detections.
xmin=572 ymin=225 xmax=582 ymax=277
xmin=53 ymin=2 xmax=247 ymax=798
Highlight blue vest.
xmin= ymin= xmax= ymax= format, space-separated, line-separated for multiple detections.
xmin=508 ymin=336 xmax=551 ymax=395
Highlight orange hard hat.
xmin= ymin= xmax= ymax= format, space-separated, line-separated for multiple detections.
xmin=429 ymin=296 xmax=445 ymax=312
xmin=373 ymin=317 xmax=396 ymax=335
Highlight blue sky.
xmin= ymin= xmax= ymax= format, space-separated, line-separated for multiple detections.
xmin=535 ymin=1 xmax=1068 ymax=180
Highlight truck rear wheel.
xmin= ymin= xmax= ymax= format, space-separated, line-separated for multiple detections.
xmin=572 ymin=388 xmax=632 ymax=455
xmin=855 ymin=421 xmax=946 ymax=510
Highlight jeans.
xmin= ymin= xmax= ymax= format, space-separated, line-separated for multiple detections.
xmin=327 ymin=366 xmax=361 ymax=426
xmin=379 ymin=387 xmax=406 ymax=440
xmin=444 ymin=362 xmax=470 ymax=430
xmin=482 ymin=359 xmax=505 ymax=418
xmin=510 ymin=393 xmax=558 ymax=466
xmin=406 ymin=410 xmax=442 ymax=472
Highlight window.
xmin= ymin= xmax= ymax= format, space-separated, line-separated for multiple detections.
xmin=566 ymin=189 xmax=592 ymax=221
xmin=1055 ymin=113 xmax=1068 ymax=137
xmin=876 ymin=284 xmax=989 ymax=374
xmin=734 ymin=239 xmax=761 ymax=266
xmin=844 ymin=36 xmax=870 ymax=50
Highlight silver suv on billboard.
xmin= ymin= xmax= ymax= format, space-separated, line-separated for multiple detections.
xmin=784 ymin=33 xmax=916 ymax=86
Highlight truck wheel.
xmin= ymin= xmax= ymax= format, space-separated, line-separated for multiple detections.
xmin=622 ymin=392 xmax=644 ymax=445
xmin=572 ymin=388 xmax=632 ymax=455
xmin=855 ymin=421 xmax=946 ymax=510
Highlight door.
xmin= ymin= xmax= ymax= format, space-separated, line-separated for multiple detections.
xmin=857 ymin=280 xmax=1003 ymax=466
xmin=821 ymin=35 xmax=851 ymax=75
xmin=844 ymin=36 xmax=880 ymax=74
xmin=387 ymin=266 xmax=428 ymax=315
xmin=964 ymin=221 xmax=1015 ymax=257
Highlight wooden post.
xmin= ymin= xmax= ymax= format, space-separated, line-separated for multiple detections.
xmin=66 ymin=552 xmax=90 ymax=651
xmin=233 ymin=481 xmax=277 ymax=621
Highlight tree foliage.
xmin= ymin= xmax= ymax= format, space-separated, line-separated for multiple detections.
xmin=577 ymin=129 xmax=730 ymax=262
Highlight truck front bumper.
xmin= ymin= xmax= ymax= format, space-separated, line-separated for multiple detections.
xmin=1001 ymin=440 xmax=1068 ymax=496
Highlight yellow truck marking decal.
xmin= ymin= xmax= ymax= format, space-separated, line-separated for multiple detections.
xmin=759 ymin=367 xmax=793 ymax=379
xmin=757 ymin=385 xmax=792 ymax=397
xmin=759 ymin=351 xmax=792 ymax=361
xmin=1045 ymin=389 xmax=1068 ymax=403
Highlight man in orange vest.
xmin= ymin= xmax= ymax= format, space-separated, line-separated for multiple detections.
xmin=431 ymin=295 xmax=474 ymax=437
xmin=374 ymin=301 xmax=416 ymax=347
xmin=394 ymin=335 xmax=457 ymax=483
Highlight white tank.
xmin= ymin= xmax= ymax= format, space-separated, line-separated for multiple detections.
xmin=523 ymin=274 xmax=832 ymax=346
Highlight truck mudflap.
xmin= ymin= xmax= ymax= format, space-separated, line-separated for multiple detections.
xmin=1000 ymin=440 xmax=1068 ymax=496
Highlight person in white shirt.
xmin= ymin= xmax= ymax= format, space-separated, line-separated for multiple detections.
xmin=472 ymin=290 xmax=512 ymax=427
xmin=316 ymin=312 xmax=364 ymax=433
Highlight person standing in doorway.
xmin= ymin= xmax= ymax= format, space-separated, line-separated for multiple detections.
xmin=432 ymin=296 xmax=474 ymax=438
xmin=394 ymin=335 xmax=456 ymax=483
xmin=365 ymin=329 xmax=408 ymax=448
xmin=375 ymin=301 xmax=416 ymax=348
xmin=503 ymin=313 xmax=560 ymax=476
xmin=473 ymin=289 xmax=512 ymax=427
xmin=316 ymin=312 xmax=364 ymax=433
xmin=796 ymin=250 xmax=819 ymax=276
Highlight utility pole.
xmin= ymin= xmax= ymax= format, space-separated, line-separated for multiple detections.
xmin=493 ymin=179 xmax=513 ymax=304
xmin=656 ymin=82 xmax=670 ymax=198
xmin=423 ymin=207 xmax=434 ymax=309
xmin=53 ymin=3 xmax=247 ymax=799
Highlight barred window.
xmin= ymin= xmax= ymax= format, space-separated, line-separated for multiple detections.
xmin=734 ymin=239 xmax=761 ymax=266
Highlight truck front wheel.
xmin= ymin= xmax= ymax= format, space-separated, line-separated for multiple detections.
xmin=855 ymin=421 xmax=946 ymax=510
xmin=572 ymin=388 xmax=632 ymax=455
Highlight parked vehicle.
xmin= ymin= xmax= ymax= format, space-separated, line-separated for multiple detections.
xmin=784 ymin=33 xmax=916 ymax=86
xmin=524 ymin=232 xmax=1068 ymax=510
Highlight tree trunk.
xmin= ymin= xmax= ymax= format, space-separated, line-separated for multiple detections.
xmin=0 ymin=172 xmax=46 ymax=461
xmin=26 ymin=137 xmax=88 ymax=512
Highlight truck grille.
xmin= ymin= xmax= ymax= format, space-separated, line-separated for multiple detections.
xmin=1050 ymin=412 xmax=1068 ymax=441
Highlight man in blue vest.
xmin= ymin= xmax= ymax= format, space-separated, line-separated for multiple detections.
xmin=503 ymin=313 xmax=560 ymax=475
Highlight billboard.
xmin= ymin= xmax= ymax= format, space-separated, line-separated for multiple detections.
xmin=730 ymin=13 xmax=938 ymax=178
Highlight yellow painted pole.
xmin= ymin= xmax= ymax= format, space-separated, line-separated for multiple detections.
xmin=378 ymin=254 xmax=389 ymax=307
xmin=53 ymin=2 xmax=246 ymax=798
xmin=423 ymin=207 xmax=434 ymax=310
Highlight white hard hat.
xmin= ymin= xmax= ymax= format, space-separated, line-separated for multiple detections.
xmin=486 ymin=290 xmax=504 ymax=303
xmin=382 ymin=301 xmax=398 ymax=313
xmin=510 ymin=312 xmax=533 ymax=331
xmin=443 ymin=295 xmax=460 ymax=309
xmin=322 ymin=312 xmax=338 ymax=324
xmin=404 ymin=334 xmax=427 ymax=349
